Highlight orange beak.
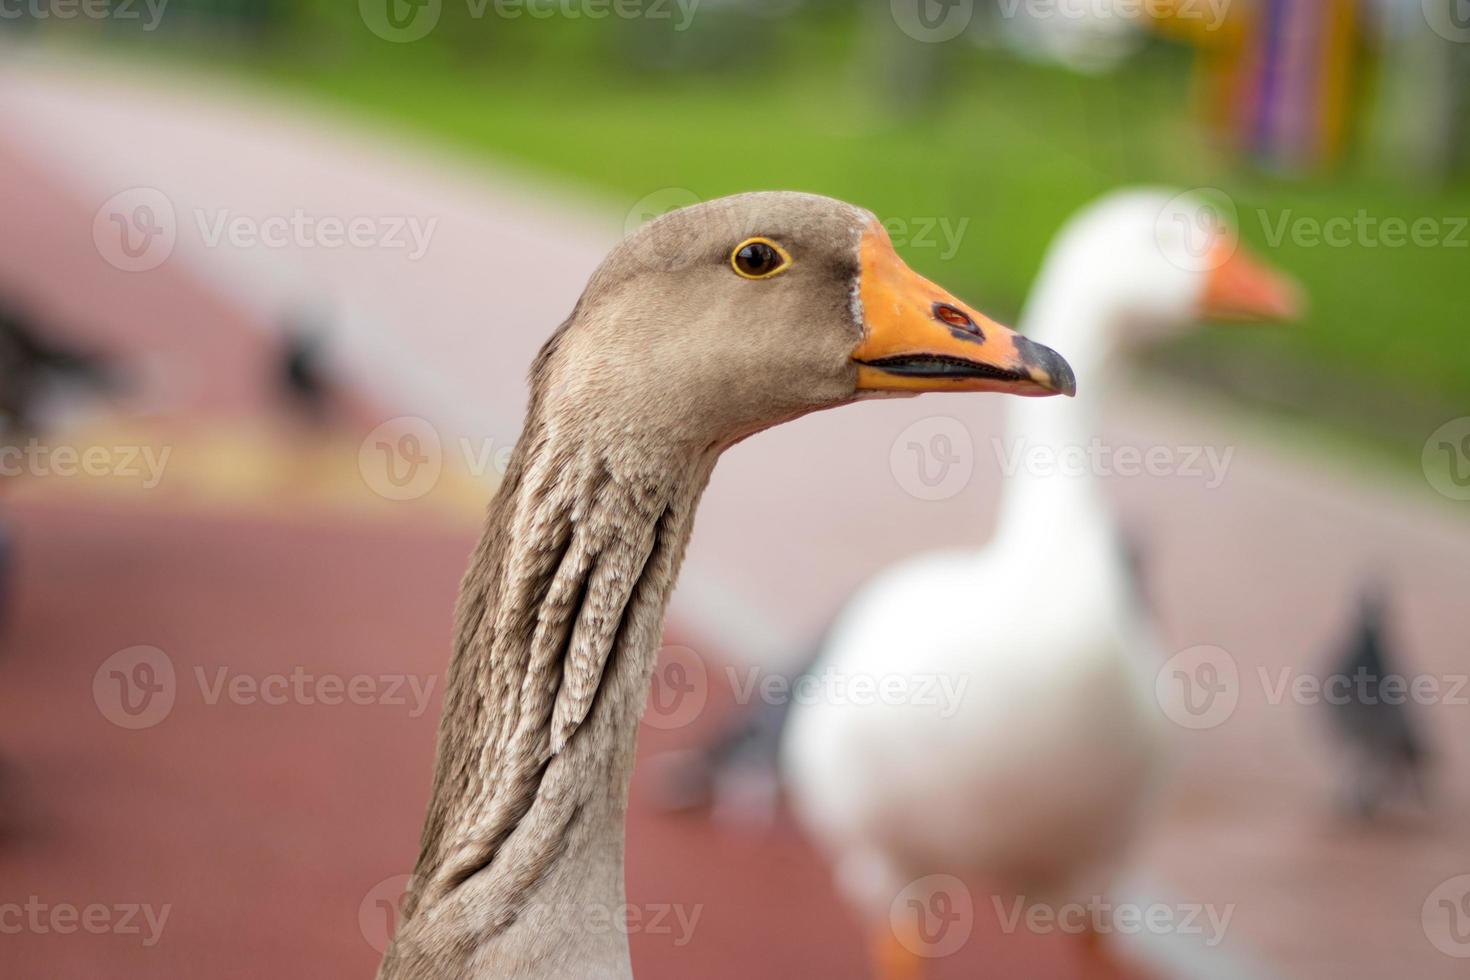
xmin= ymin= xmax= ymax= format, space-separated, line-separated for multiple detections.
xmin=1203 ymin=240 xmax=1305 ymax=322
xmin=852 ymin=223 xmax=1076 ymax=398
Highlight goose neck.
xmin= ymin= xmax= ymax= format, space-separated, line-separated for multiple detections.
xmin=992 ymin=285 xmax=1119 ymax=546
xmin=380 ymin=404 xmax=715 ymax=979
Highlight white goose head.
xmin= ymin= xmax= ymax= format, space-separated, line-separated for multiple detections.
xmin=996 ymin=189 xmax=1305 ymax=541
xmin=1026 ymin=187 xmax=1303 ymax=353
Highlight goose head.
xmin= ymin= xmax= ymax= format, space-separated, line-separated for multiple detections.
xmin=542 ymin=191 xmax=1075 ymax=450
xmin=1029 ymin=188 xmax=1303 ymax=350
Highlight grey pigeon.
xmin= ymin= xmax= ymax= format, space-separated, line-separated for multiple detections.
xmin=1323 ymin=587 xmax=1432 ymax=818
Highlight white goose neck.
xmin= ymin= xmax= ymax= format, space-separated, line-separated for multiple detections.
xmin=993 ymin=269 xmax=1121 ymax=549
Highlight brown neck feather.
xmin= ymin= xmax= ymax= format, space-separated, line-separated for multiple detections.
xmin=380 ymin=389 xmax=716 ymax=978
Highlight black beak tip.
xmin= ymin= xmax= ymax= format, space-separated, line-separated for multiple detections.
xmin=1016 ymin=335 xmax=1077 ymax=398
xmin=1052 ymin=355 xmax=1078 ymax=398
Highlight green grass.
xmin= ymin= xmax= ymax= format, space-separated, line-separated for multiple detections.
xmin=78 ymin=11 xmax=1470 ymax=458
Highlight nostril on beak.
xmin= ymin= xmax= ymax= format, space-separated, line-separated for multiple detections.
xmin=933 ymin=302 xmax=983 ymax=340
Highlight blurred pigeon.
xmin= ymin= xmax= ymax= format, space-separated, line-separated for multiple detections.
xmin=650 ymin=629 xmax=830 ymax=826
xmin=1323 ymin=586 xmax=1432 ymax=818
xmin=1118 ymin=524 xmax=1153 ymax=617
xmin=0 ymin=302 xmax=117 ymax=434
xmin=650 ymin=686 xmax=793 ymax=824
xmin=0 ymin=300 xmax=118 ymax=633
xmin=276 ymin=325 xmax=333 ymax=426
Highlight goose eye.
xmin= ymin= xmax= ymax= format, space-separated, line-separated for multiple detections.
xmin=731 ymin=238 xmax=790 ymax=279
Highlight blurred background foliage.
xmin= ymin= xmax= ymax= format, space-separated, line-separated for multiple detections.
xmin=17 ymin=0 xmax=1470 ymax=465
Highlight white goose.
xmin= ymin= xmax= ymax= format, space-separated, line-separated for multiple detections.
xmin=781 ymin=189 xmax=1301 ymax=978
